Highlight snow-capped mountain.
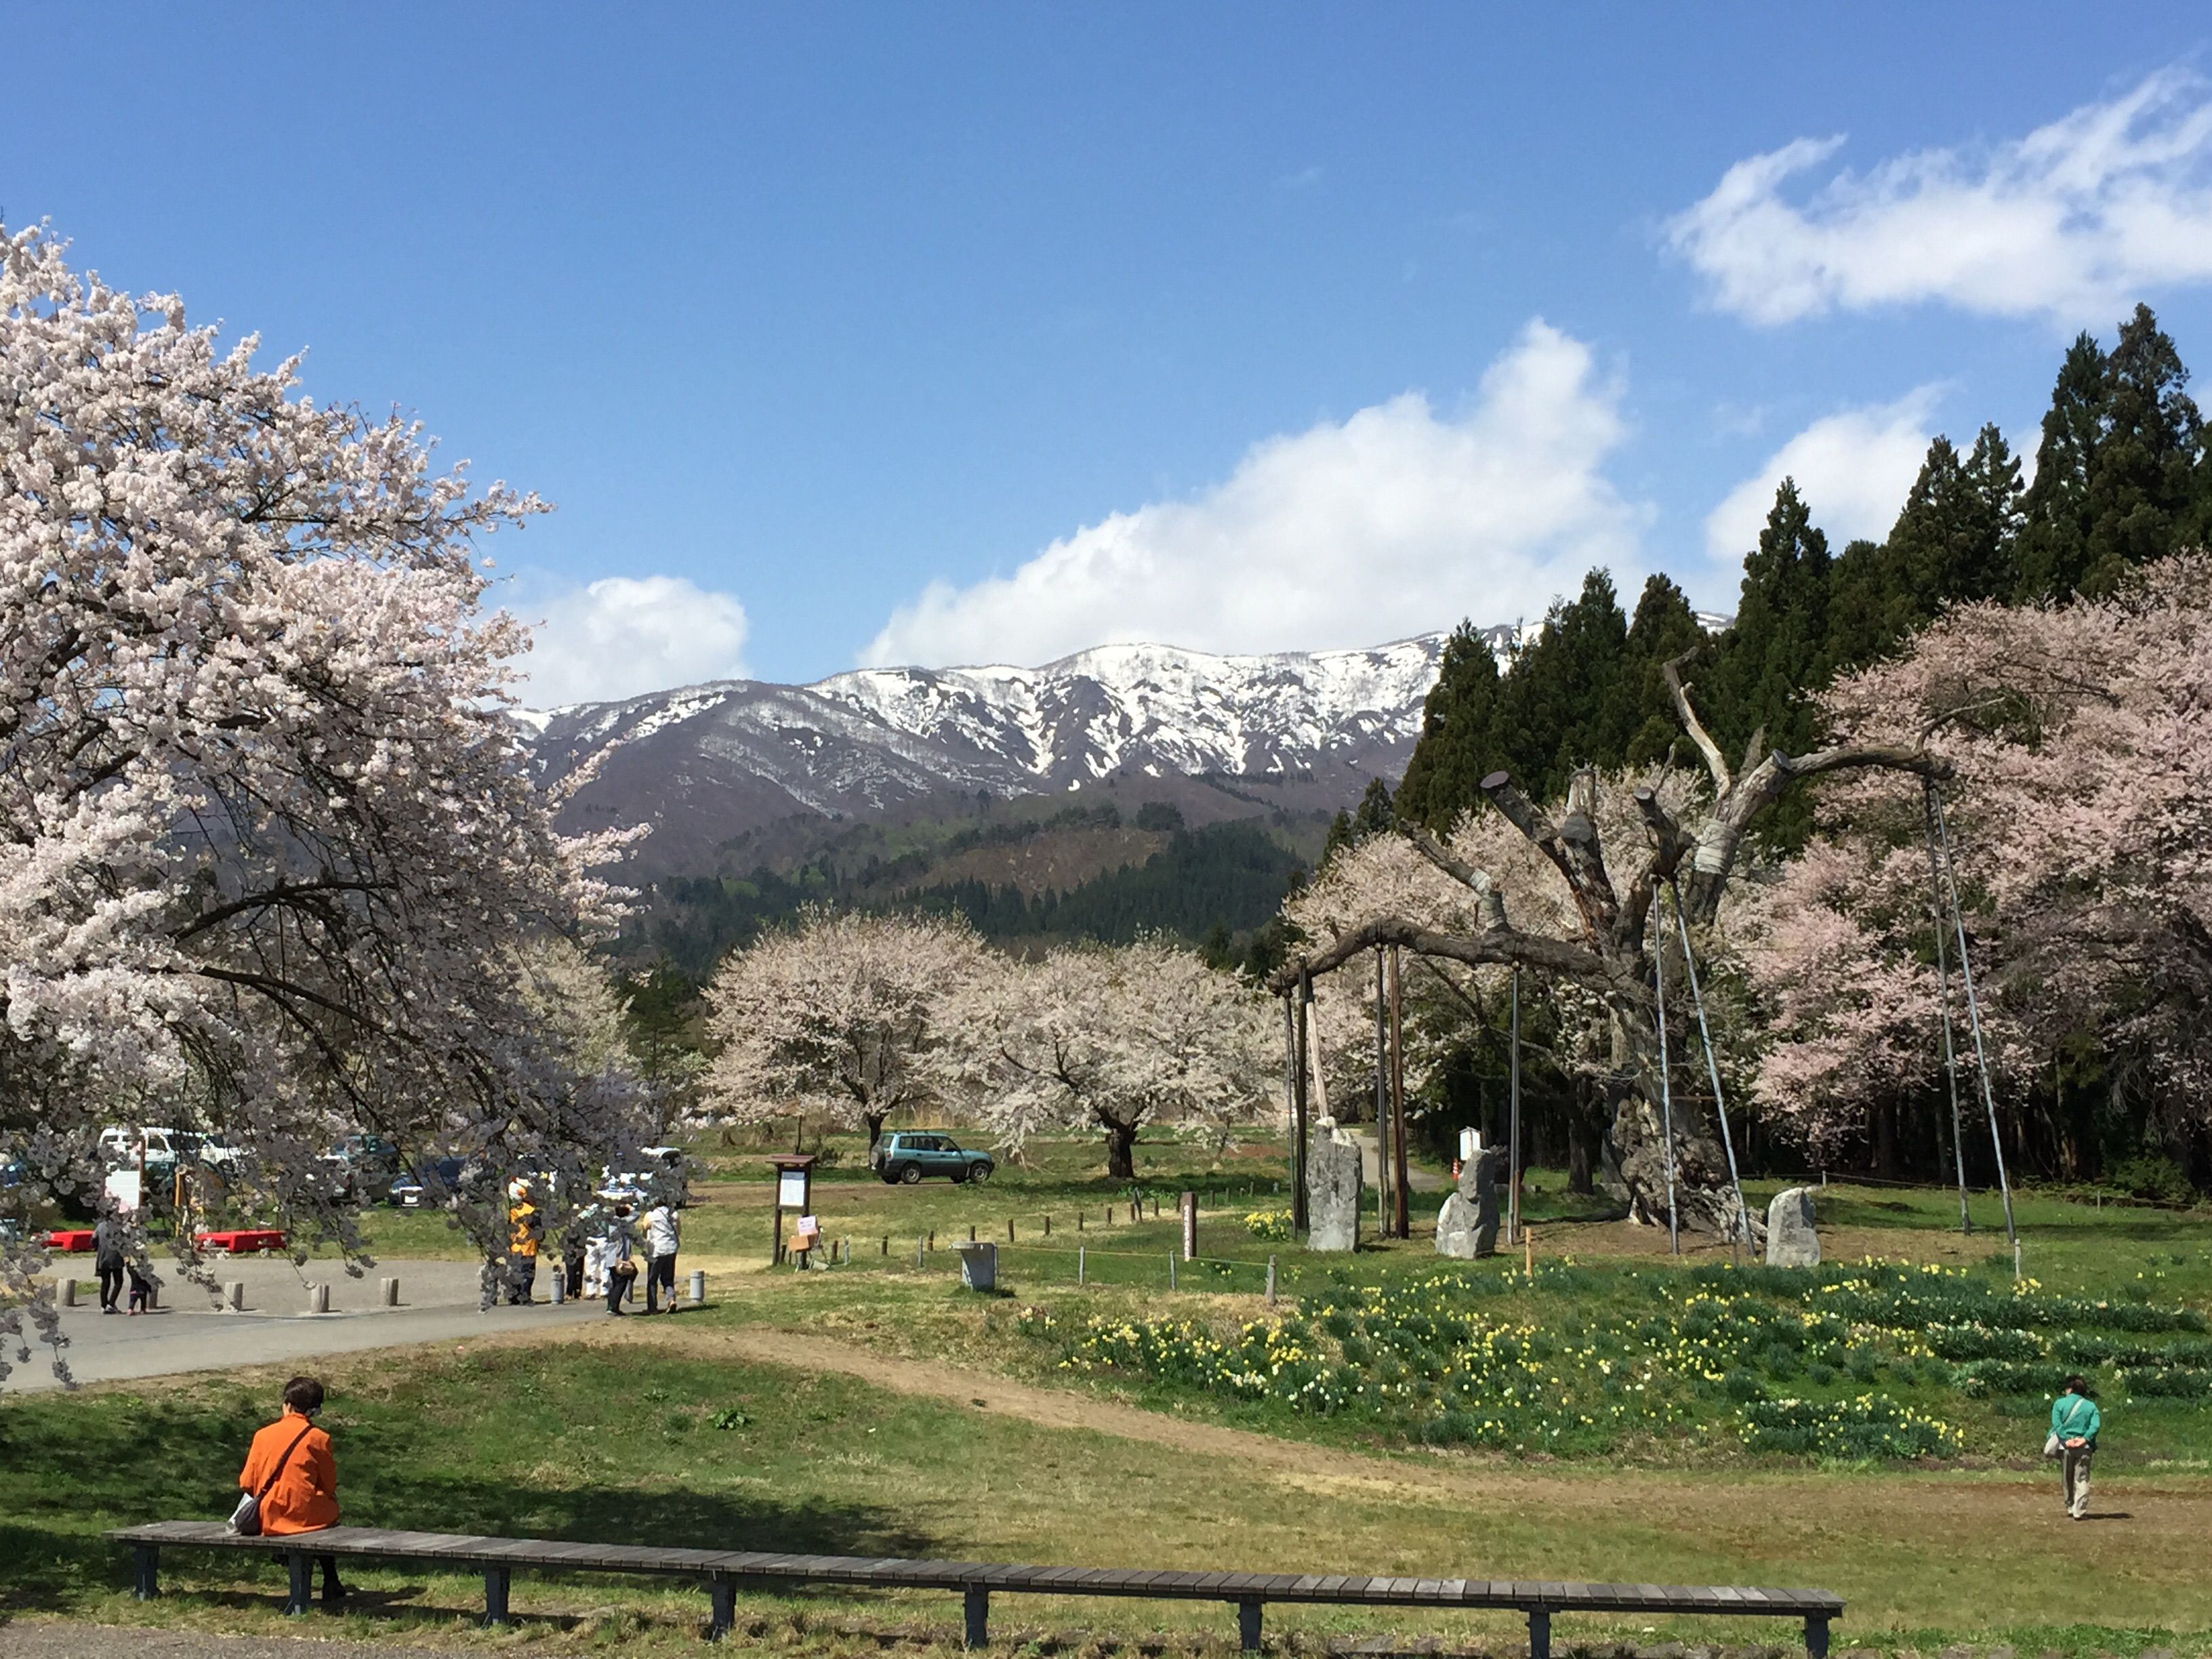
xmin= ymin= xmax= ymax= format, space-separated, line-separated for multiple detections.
xmin=525 ymin=636 xmax=1449 ymax=874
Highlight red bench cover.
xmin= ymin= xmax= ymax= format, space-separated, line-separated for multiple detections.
xmin=46 ymin=1229 xmax=95 ymax=1252
xmin=194 ymin=1229 xmax=287 ymax=1252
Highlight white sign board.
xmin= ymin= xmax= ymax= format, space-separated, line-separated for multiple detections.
xmin=777 ymin=1168 xmax=808 ymax=1208
xmin=1458 ymin=1127 xmax=1481 ymax=1162
xmin=104 ymin=1168 xmax=143 ymax=1214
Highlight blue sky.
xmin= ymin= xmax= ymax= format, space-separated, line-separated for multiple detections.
xmin=7 ymin=5 xmax=2211 ymax=700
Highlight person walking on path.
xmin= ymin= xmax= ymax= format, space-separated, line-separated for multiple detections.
xmin=93 ymin=1208 xmax=126 ymax=1314
xmin=239 ymin=1376 xmax=345 ymax=1605
xmin=2051 ymin=1374 xmax=2102 ymax=1520
xmin=642 ymin=1199 xmax=680 ymax=1315
xmin=505 ymin=1181 xmax=542 ymax=1305
xmin=125 ymin=1262 xmax=155 ymax=1314
xmin=602 ymin=1203 xmax=638 ymax=1317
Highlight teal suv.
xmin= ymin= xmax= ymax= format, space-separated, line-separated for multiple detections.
xmin=873 ymin=1132 xmax=994 ymax=1185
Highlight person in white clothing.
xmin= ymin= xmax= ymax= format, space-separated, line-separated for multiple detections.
xmin=642 ymin=1200 xmax=681 ymax=1314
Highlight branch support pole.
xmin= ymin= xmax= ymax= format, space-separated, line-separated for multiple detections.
xmin=1921 ymin=780 xmax=1972 ymax=1236
xmin=1668 ymin=875 xmax=1749 ymax=1257
xmin=1931 ymin=787 xmax=2018 ymax=1255
xmin=1654 ymin=888 xmax=1681 ymax=1256
xmin=1507 ymin=966 xmax=1522 ymax=1247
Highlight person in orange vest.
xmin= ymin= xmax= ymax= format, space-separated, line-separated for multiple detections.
xmin=238 ymin=1376 xmax=344 ymax=1605
xmin=506 ymin=1181 xmax=543 ymax=1304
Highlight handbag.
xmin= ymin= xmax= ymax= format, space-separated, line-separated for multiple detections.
xmin=611 ymin=1258 xmax=638 ymax=1281
xmin=228 ymin=1420 xmax=316 ymax=1536
xmin=2043 ymin=1432 xmax=2062 ymax=1458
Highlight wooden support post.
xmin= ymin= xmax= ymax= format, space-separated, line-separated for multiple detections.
xmin=1180 ymin=1191 xmax=1197 ymax=1261
xmin=969 ymin=1225 xmax=977 ymax=1243
xmin=484 ymin=1565 xmax=512 ymax=1626
xmin=1237 ymin=1597 xmax=1263 ymax=1652
xmin=1389 ymin=943 xmax=1410 ymax=1239
xmin=1078 ymin=1245 xmax=1086 ymax=1285
xmin=284 ymin=1551 xmax=312 ymax=1616
xmin=880 ymin=1235 xmax=888 ymax=1256
xmin=1168 ymin=1252 xmax=1176 ymax=1290
xmin=964 ymin=1583 xmax=989 ymax=1649
xmin=1043 ymin=1214 xmax=1050 ymax=1236
xmin=1007 ymin=1218 xmax=1015 ymax=1242
xmin=1265 ymin=1255 xmax=1277 ymax=1305
xmin=133 ymin=1543 xmax=160 ymax=1600
xmin=1805 ymin=1616 xmax=1830 ymax=1659
xmin=1528 ymin=1607 xmax=1550 ymax=1659
xmin=708 ymin=1576 xmax=736 ymax=1640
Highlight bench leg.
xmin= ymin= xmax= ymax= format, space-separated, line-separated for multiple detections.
xmin=285 ymin=1552 xmax=312 ymax=1616
xmin=708 ymin=1576 xmax=735 ymax=1641
xmin=132 ymin=1544 xmax=161 ymax=1601
xmin=964 ymin=1584 xmax=989 ymax=1650
xmin=1237 ymin=1596 xmax=1263 ymax=1652
xmin=1528 ymin=1607 xmax=1551 ymax=1659
xmin=1805 ymin=1616 xmax=1830 ymax=1659
xmin=484 ymin=1565 xmax=512 ymax=1627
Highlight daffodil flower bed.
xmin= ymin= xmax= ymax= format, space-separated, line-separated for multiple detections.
xmin=1008 ymin=1257 xmax=2212 ymax=1463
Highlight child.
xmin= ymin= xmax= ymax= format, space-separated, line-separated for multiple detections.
xmin=126 ymin=1264 xmax=155 ymax=1314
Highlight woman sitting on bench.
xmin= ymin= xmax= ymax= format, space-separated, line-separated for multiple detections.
xmin=239 ymin=1376 xmax=344 ymax=1606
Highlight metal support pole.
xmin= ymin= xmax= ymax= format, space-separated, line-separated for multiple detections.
xmin=1528 ymin=1607 xmax=1551 ymax=1659
xmin=964 ymin=1584 xmax=989 ymax=1649
xmin=133 ymin=1544 xmax=161 ymax=1600
xmin=1669 ymin=876 xmax=1750 ymax=1256
xmin=1507 ymin=967 xmax=1522 ymax=1246
xmin=1932 ymin=787 xmax=2019 ymax=1252
xmin=484 ymin=1565 xmax=512 ymax=1626
xmin=1265 ymin=1254 xmax=1276 ymax=1305
xmin=1923 ymin=781 xmax=1973 ymax=1235
xmin=1237 ymin=1597 xmax=1264 ymax=1652
xmin=1654 ymin=888 xmax=1681 ymax=1256
xmin=1805 ymin=1616 xmax=1831 ymax=1659
xmin=1292 ymin=979 xmax=1311 ymax=1232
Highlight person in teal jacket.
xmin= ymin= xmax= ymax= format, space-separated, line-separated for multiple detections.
xmin=2051 ymin=1375 xmax=2101 ymax=1519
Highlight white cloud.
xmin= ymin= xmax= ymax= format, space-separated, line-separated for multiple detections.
xmin=1667 ymin=69 xmax=2212 ymax=325
xmin=861 ymin=321 xmax=1648 ymax=668
xmin=1704 ymin=390 xmax=1938 ymax=562
xmin=514 ymin=575 xmax=751 ymax=708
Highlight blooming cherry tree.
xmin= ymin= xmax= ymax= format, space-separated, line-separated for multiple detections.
xmin=699 ymin=909 xmax=990 ymax=1150
xmin=956 ymin=937 xmax=1273 ymax=1178
xmin=0 ymin=226 xmax=636 ymax=1381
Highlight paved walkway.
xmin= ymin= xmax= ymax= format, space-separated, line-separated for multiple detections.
xmin=19 ymin=1257 xmax=605 ymax=1392
xmin=0 ymin=1626 xmax=444 ymax=1659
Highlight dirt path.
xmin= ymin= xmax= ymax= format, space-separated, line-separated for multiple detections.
xmin=665 ymin=1323 xmax=2212 ymax=1522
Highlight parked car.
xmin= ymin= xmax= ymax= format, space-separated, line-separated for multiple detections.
xmin=96 ymin=1126 xmax=188 ymax=1186
xmin=388 ymin=1156 xmax=468 ymax=1209
xmin=326 ymin=1133 xmax=402 ymax=1204
xmin=873 ymin=1132 xmax=993 ymax=1185
xmin=599 ymin=1146 xmax=690 ymax=1205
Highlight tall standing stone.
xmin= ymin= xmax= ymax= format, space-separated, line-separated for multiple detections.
xmin=1435 ymin=1147 xmax=1500 ymax=1258
xmin=1306 ymin=1127 xmax=1363 ymax=1252
xmin=1764 ymin=1187 xmax=1819 ymax=1267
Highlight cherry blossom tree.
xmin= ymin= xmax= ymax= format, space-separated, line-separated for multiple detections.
xmin=1270 ymin=663 xmax=1948 ymax=1240
xmin=0 ymin=225 xmax=636 ymax=1382
xmin=956 ymin=937 xmax=1273 ymax=1178
xmin=1742 ymin=556 xmax=2212 ymax=1162
xmin=699 ymin=909 xmax=990 ymax=1151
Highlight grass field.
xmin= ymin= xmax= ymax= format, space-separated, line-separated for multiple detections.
xmin=6 ymin=1134 xmax=2210 ymax=1656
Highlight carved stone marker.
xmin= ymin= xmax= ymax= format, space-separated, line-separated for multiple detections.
xmin=1306 ymin=1127 xmax=1363 ymax=1252
xmin=1435 ymin=1147 xmax=1501 ymax=1258
xmin=956 ymin=1240 xmax=998 ymax=1291
xmin=1765 ymin=1186 xmax=1819 ymax=1267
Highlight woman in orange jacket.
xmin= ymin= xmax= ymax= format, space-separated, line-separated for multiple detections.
xmin=239 ymin=1376 xmax=344 ymax=1605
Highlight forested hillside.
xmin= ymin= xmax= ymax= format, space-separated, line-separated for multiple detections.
xmin=1374 ymin=305 xmax=2212 ymax=1197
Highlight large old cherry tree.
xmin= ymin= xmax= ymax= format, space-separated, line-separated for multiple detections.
xmin=1271 ymin=659 xmax=1948 ymax=1240
xmin=0 ymin=226 xmax=636 ymax=1378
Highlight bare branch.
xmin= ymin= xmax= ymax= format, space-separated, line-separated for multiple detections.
xmin=1267 ymin=912 xmax=1631 ymax=1000
xmin=1401 ymin=824 xmax=1509 ymax=930
xmin=1661 ymin=653 xmax=1730 ymax=796
xmin=1555 ymin=767 xmax=1618 ymax=934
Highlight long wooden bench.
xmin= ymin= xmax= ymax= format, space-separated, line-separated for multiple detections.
xmin=110 ymin=1521 xmax=1843 ymax=1657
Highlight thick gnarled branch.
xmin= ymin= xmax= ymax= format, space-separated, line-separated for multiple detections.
xmin=1267 ymin=912 xmax=1630 ymax=1001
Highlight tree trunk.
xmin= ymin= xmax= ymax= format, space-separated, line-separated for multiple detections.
xmin=1565 ymin=1077 xmax=1597 ymax=1195
xmin=1602 ymin=1004 xmax=1761 ymax=1246
xmin=1873 ymin=1101 xmax=1899 ymax=1179
xmin=865 ymin=1113 xmax=888 ymax=1154
xmin=1105 ymin=1118 xmax=1139 ymax=1181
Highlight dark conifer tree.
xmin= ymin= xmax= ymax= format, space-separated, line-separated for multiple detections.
xmin=1493 ymin=568 xmax=1629 ymax=800
xmin=1395 ymin=620 xmax=1502 ymax=832
xmin=1616 ymin=573 xmax=1707 ymax=766
xmin=2081 ymin=304 xmax=2204 ymax=595
xmin=2015 ymin=332 xmax=2111 ymax=600
xmin=1712 ymin=478 xmax=1832 ymax=758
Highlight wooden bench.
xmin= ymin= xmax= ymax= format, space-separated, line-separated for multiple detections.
xmin=110 ymin=1521 xmax=1843 ymax=1656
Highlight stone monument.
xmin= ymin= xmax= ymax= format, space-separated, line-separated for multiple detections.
xmin=1435 ymin=1146 xmax=1501 ymax=1258
xmin=1305 ymin=1126 xmax=1363 ymax=1252
xmin=955 ymin=1240 xmax=999 ymax=1291
xmin=1764 ymin=1186 xmax=1819 ymax=1267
